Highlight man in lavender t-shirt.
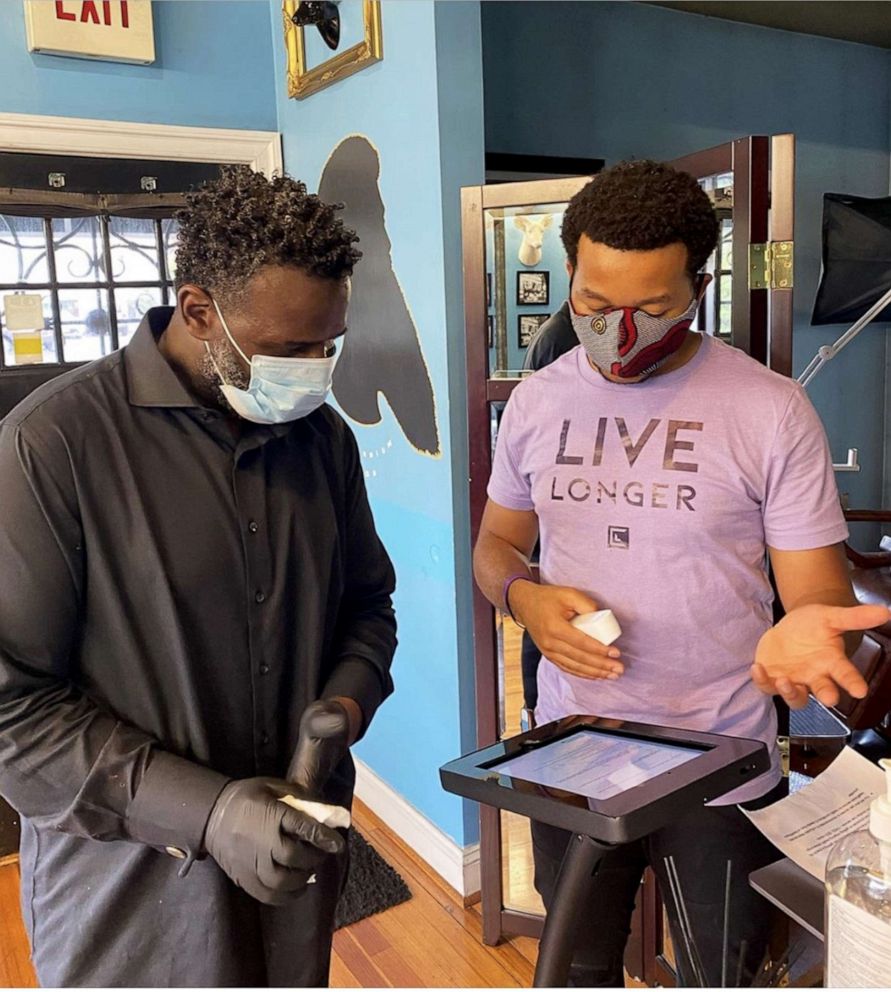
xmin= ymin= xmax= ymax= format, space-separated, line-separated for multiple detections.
xmin=474 ymin=161 xmax=888 ymax=987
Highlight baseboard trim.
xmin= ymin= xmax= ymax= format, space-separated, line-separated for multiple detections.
xmin=354 ymin=759 xmax=480 ymax=897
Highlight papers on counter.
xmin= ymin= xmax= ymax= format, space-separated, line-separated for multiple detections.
xmin=743 ymin=746 xmax=885 ymax=881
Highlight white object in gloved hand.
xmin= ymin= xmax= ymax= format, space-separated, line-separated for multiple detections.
xmin=570 ymin=609 xmax=622 ymax=646
xmin=204 ymin=777 xmax=344 ymax=905
xmin=278 ymin=795 xmax=351 ymax=830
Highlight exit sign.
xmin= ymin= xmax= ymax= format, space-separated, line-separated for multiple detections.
xmin=24 ymin=1 xmax=155 ymax=64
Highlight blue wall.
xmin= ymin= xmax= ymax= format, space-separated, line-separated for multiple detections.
xmin=482 ymin=0 xmax=891 ymax=521
xmin=432 ymin=0 xmax=487 ymax=844
xmin=0 ymin=0 xmax=276 ymax=129
xmin=273 ymin=0 xmax=484 ymax=846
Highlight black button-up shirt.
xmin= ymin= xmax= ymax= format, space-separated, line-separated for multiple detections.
xmin=0 ymin=308 xmax=397 ymax=985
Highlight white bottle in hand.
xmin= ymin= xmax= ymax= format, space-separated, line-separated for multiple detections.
xmin=825 ymin=757 xmax=891 ymax=987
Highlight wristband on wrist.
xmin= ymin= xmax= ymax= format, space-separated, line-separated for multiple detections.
xmin=502 ymin=572 xmax=534 ymax=629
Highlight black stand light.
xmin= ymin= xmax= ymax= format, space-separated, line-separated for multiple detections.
xmin=798 ymin=192 xmax=891 ymax=388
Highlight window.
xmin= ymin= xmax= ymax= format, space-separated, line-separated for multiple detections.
xmin=0 ymin=211 xmax=179 ymax=368
xmin=712 ymin=214 xmax=733 ymax=339
xmin=697 ymin=173 xmax=734 ymax=341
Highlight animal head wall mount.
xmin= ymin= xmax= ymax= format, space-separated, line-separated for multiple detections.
xmin=514 ymin=214 xmax=554 ymax=267
xmin=291 ymin=1 xmax=341 ymax=50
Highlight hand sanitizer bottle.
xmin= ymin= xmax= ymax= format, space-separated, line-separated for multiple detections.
xmin=824 ymin=757 xmax=891 ymax=987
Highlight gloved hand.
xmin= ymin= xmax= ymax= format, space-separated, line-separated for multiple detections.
xmin=286 ymin=699 xmax=352 ymax=797
xmin=204 ymin=776 xmax=345 ymax=905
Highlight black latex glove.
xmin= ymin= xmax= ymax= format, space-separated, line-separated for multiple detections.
xmin=286 ymin=699 xmax=352 ymax=797
xmin=204 ymin=776 xmax=345 ymax=905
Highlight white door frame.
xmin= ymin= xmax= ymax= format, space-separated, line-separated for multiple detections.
xmin=0 ymin=112 xmax=282 ymax=176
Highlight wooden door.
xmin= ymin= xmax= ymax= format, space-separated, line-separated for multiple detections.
xmin=668 ymin=134 xmax=795 ymax=378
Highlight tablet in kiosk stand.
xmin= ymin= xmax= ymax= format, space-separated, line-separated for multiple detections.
xmin=440 ymin=715 xmax=770 ymax=987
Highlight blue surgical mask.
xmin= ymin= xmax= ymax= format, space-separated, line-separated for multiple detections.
xmin=206 ymin=299 xmax=337 ymax=425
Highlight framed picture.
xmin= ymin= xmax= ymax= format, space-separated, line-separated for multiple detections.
xmin=517 ymin=270 xmax=549 ymax=306
xmin=283 ymin=1 xmax=383 ymax=101
xmin=486 ymin=272 xmax=492 ymax=308
xmin=518 ymin=313 xmax=549 ymax=349
xmin=487 ymin=314 xmax=494 ymax=348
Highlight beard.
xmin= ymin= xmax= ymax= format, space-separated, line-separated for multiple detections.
xmin=199 ymin=339 xmax=250 ymax=409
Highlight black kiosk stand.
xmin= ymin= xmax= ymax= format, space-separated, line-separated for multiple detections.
xmin=441 ymin=716 xmax=770 ymax=988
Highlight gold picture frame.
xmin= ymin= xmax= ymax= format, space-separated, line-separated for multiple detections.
xmin=283 ymin=1 xmax=383 ymax=100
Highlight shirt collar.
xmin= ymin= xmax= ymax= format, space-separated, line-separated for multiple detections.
xmin=123 ymin=306 xmax=300 ymax=443
xmin=124 ymin=307 xmax=201 ymax=409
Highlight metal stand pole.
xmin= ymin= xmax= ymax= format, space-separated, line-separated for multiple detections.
xmin=533 ymin=833 xmax=615 ymax=988
xmin=797 ymin=283 xmax=891 ymax=388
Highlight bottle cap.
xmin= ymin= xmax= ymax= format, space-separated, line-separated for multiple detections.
xmin=869 ymin=757 xmax=891 ymax=844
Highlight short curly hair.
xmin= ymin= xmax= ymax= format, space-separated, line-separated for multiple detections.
xmin=174 ymin=166 xmax=361 ymax=303
xmin=562 ymin=160 xmax=718 ymax=278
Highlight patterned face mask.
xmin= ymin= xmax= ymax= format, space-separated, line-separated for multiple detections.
xmin=569 ymin=293 xmax=699 ymax=382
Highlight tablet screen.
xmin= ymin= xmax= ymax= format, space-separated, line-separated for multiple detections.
xmin=493 ymin=729 xmax=707 ymax=801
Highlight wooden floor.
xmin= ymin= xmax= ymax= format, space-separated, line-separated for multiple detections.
xmin=330 ymin=799 xmax=539 ymax=988
xmin=0 ymin=800 xmax=540 ymax=989
xmin=0 ymin=856 xmax=33 ymax=989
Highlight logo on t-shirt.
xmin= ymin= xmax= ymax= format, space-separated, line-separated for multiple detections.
xmin=607 ymin=526 xmax=630 ymax=550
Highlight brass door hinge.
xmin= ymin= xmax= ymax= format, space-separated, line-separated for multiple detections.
xmin=749 ymin=241 xmax=794 ymax=290
xmin=777 ymin=735 xmax=790 ymax=778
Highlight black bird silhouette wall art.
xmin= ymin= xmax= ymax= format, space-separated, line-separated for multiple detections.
xmin=319 ymin=134 xmax=441 ymax=457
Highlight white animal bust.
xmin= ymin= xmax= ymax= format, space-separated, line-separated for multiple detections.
xmin=514 ymin=214 xmax=554 ymax=266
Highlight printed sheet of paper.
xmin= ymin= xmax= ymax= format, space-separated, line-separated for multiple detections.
xmin=3 ymin=293 xmax=44 ymax=330
xmin=743 ymin=746 xmax=885 ymax=880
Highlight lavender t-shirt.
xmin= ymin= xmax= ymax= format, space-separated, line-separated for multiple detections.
xmin=489 ymin=335 xmax=848 ymax=804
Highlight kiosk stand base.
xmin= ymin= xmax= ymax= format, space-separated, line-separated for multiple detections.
xmin=534 ymin=833 xmax=616 ymax=988
xmin=439 ymin=717 xmax=771 ymax=986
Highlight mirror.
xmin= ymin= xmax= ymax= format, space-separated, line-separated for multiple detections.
xmin=496 ymin=602 xmax=545 ymax=914
xmin=485 ymin=202 xmax=569 ymax=377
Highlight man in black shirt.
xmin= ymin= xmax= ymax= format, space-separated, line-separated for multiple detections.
xmin=0 ymin=168 xmax=397 ymax=986
xmin=522 ymin=299 xmax=576 ymax=374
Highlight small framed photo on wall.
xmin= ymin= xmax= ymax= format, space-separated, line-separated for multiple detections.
xmin=517 ymin=270 xmax=549 ymax=306
xmin=518 ymin=313 xmax=549 ymax=348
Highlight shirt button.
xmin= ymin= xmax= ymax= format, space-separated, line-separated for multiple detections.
xmin=165 ymin=846 xmax=187 ymax=859
xmin=255 ymin=591 xmax=266 ymax=604
xmin=248 ymin=521 xmax=259 ymax=533
xmin=259 ymin=664 xmax=269 ymax=675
